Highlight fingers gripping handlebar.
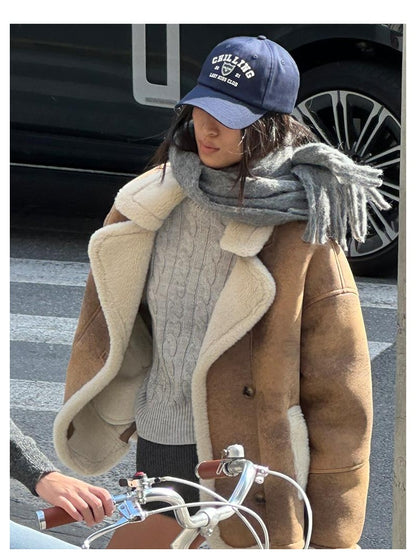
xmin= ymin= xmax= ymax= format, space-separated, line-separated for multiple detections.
xmin=36 ymin=492 xmax=130 ymax=530
xmin=36 ymin=444 xmax=247 ymax=530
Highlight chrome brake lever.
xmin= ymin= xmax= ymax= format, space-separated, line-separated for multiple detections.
xmin=117 ymin=499 xmax=146 ymax=522
xmin=82 ymin=498 xmax=146 ymax=549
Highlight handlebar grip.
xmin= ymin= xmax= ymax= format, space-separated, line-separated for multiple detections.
xmin=36 ymin=507 xmax=77 ymax=530
xmin=195 ymin=459 xmax=228 ymax=479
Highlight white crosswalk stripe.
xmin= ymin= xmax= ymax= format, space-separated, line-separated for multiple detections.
xmin=11 ymin=379 xmax=65 ymax=412
xmin=10 ymin=314 xmax=78 ymax=345
xmin=10 ymin=257 xmax=89 ymax=287
xmin=356 ymin=281 xmax=397 ymax=310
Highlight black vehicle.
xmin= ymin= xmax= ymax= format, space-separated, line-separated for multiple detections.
xmin=10 ymin=23 xmax=403 ymax=276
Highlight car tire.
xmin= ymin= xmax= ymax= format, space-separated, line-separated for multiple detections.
xmin=294 ymin=60 xmax=402 ymax=277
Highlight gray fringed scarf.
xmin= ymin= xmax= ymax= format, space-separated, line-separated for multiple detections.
xmin=168 ymin=142 xmax=390 ymax=250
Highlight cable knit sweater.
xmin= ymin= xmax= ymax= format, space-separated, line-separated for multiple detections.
xmin=135 ymin=198 xmax=236 ymax=444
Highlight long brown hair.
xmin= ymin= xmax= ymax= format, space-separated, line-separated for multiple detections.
xmin=149 ymin=105 xmax=317 ymax=202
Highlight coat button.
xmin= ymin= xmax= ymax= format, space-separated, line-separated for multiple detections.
xmin=242 ymin=385 xmax=256 ymax=398
xmin=254 ymin=491 xmax=266 ymax=504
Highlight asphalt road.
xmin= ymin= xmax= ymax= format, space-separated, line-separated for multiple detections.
xmin=9 ymin=212 xmax=399 ymax=549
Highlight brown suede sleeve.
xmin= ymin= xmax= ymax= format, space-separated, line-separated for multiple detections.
xmin=300 ymin=251 xmax=372 ymax=547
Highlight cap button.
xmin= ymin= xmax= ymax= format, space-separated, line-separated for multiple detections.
xmin=257 ymin=35 xmax=267 ymax=40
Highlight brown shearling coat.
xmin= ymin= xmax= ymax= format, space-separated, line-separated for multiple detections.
xmin=53 ymin=165 xmax=372 ymax=549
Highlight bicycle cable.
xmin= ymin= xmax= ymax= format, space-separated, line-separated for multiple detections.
xmin=157 ymin=475 xmax=268 ymax=548
xmin=162 ymin=469 xmax=313 ymax=549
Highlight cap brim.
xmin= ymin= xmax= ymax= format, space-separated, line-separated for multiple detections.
xmin=176 ymin=84 xmax=265 ymax=130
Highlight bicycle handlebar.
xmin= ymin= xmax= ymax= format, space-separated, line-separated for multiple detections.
xmin=34 ymin=444 xmax=313 ymax=550
xmin=35 ymin=459 xmax=241 ymax=531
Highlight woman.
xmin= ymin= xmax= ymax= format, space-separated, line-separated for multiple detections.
xmin=53 ymin=35 xmax=388 ymax=549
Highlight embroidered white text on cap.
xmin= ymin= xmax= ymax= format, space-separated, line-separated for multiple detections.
xmin=211 ymin=54 xmax=255 ymax=79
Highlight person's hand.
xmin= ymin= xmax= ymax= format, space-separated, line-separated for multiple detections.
xmin=35 ymin=471 xmax=114 ymax=526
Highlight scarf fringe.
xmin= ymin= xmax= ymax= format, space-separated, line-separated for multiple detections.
xmin=291 ymin=144 xmax=390 ymax=250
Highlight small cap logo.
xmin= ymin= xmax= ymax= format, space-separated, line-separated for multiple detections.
xmin=221 ymin=61 xmax=235 ymax=77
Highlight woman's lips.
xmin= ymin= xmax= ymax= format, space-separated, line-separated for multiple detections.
xmin=198 ymin=141 xmax=219 ymax=155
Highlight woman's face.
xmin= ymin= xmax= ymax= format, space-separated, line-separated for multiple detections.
xmin=192 ymin=107 xmax=243 ymax=169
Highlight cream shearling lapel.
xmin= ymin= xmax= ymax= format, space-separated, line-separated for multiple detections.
xmin=115 ymin=165 xmax=186 ymax=231
xmin=220 ymin=221 xmax=274 ymax=257
xmin=88 ymin=221 xmax=154 ymax=356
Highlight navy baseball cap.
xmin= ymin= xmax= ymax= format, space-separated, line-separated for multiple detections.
xmin=176 ymin=35 xmax=300 ymax=129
